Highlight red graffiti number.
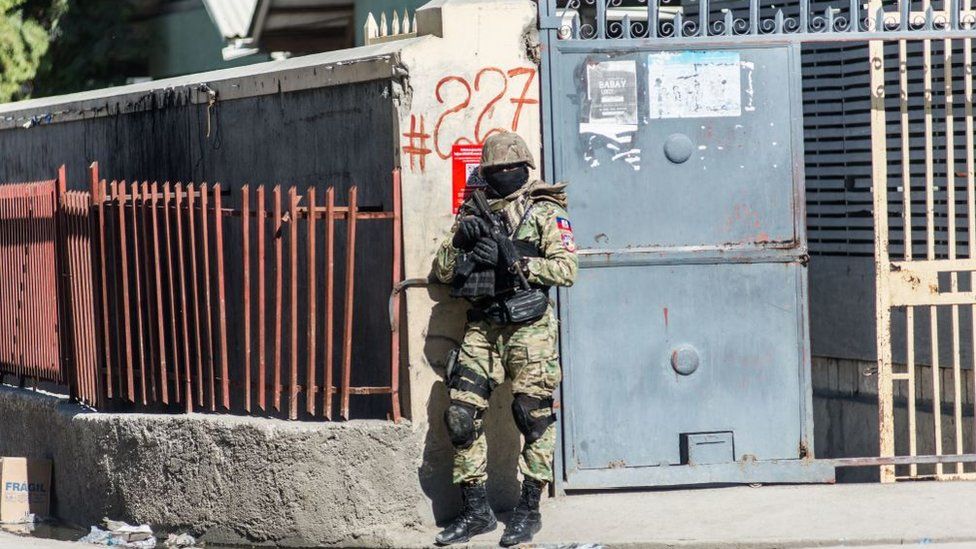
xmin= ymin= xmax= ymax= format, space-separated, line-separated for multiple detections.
xmin=474 ymin=67 xmax=508 ymax=144
xmin=404 ymin=67 xmax=539 ymax=171
xmin=433 ymin=76 xmax=474 ymax=160
xmin=507 ymin=67 xmax=539 ymax=132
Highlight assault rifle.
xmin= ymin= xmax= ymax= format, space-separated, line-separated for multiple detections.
xmin=453 ymin=189 xmax=549 ymax=323
xmin=468 ymin=189 xmax=531 ymax=291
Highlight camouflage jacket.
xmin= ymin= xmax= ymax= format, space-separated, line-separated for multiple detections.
xmin=433 ymin=180 xmax=579 ymax=289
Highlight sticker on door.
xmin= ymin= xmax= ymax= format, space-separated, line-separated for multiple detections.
xmin=579 ymin=58 xmax=641 ymax=171
xmin=648 ymin=51 xmax=742 ymax=119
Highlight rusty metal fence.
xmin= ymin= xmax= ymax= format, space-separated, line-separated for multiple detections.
xmin=0 ymin=164 xmax=402 ymax=422
xmin=60 ymin=180 xmax=101 ymax=406
xmin=0 ymin=174 xmax=63 ymax=385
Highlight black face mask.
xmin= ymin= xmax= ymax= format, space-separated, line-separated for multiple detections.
xmin=485 ymin=166 xmax=529 ymax=198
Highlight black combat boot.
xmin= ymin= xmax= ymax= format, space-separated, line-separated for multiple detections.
xmin=435 ymin=482 xmax=497 ymax=545
xmin=499 ymin=478 xmax=544 ymax=547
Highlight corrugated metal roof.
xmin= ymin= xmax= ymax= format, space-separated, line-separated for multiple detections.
xmin=250 ymin=0 xmax=353 ymax=36
xmin=247 ymin=0 xmax=356 ymax=54
xmin=202 ymin=0 xmax=258 ymax=39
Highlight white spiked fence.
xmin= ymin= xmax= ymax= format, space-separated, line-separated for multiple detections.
xmin=365 ymin=9 xmax=419 ymax=45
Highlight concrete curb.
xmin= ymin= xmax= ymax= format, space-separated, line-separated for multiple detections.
xmin=0 ymin=385 xmax=430 ymax=547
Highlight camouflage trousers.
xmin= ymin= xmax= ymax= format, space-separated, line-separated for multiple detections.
xmin=449 ymin=306 xmax=561 ymax=485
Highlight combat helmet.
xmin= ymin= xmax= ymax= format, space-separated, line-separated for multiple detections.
xmin=479 ymin=131 xmax=536 ymax=175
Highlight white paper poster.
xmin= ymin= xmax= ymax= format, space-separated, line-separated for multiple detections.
xmin=647 ymin=51 xmax=742 ymax=119
xmin=586 ymin=59 xmax=639 ymax=125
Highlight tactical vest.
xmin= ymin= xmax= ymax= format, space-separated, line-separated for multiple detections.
xmin=451 ymin=198 xmax=548 ymax=301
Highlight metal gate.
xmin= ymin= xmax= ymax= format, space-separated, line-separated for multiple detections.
xmin=871 ymin=32 xmax=976 ymax=481
xmin=537 ymin=0 xmax=976 ymax=489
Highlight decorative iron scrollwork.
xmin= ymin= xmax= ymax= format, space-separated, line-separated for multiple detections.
xmin=548 ymin=0 xmax=975 ymax=42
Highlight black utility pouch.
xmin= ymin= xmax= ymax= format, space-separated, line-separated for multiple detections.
xmin=502 ymin=289 xmax=549 ymax=324
xmin=445 ymin=347 xmax=461 ymax=381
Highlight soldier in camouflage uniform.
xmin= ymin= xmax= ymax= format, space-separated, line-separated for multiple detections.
xmin=432 ymin=131 xmax=578 ymax=547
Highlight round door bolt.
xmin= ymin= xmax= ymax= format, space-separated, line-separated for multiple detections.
xmin=663 ymin=133 xmax=694 ymax=164
xmin=671 ymin=345 xmax=700 ymax=375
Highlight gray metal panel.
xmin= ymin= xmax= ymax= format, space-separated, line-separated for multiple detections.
xmin=543 ymin=34 xmax=815 ymax=488
xmin=561 ymin=261 xmax=805 ymax=471
xmin=550 ymin=47 xmax=798 ymax=250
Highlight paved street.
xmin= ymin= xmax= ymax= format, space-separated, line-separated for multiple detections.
xmin=405 ymin=481 xmax=976 ymax=547
xmin=0 ymin=533 xmax=93 ymax=548
xmin=3 ymin=481 xmax=976 ymax=548
xmin=3 ymin=534 xmax=973 ymax=549
xmin=9 ymin=536 xmax=966 ymax=549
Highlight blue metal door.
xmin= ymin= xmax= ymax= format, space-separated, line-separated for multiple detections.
xmin=539 ymin=7 xmax=830 ymax=489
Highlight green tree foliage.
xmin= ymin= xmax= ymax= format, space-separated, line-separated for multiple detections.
xmin=0 ymin=0 xmax=66 ymax=102
xmin=31 ymin=0 xmax=151 ymax=97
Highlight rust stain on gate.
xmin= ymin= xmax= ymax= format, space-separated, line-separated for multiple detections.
xmin=0 ymin=164 xmax=403 ymax=422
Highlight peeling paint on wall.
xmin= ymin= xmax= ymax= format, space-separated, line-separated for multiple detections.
xmin=579 ymin=127 xmax=642 ymax=171
xmin=741 ymin=60 xmax=756 ymax=112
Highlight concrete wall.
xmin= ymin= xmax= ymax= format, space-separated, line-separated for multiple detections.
xmin=354 ymin=0 xmax=430 ymax=46
xmin=0 ymin=385 xmax=428 ymax=546
xmin=393 ymin=0 xmax=544 ymax=517
xmin=812 ymin=356 xmax=976 ymax=482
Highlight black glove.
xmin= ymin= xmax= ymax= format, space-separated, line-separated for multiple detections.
xmin=452 ymin=216 xmax=489 ymax=249
xmin=471 ymin=237 xmax=499 ymax=266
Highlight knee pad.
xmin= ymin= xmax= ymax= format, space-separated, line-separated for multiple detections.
xmin=445 ymin=401 xmax=483 ymax=449
xmin=512 ymin=394 xmax=556 ymax=445
xmin=447 ymin=366 xmax=494 ymax=401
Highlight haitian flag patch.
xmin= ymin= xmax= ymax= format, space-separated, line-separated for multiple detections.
xmin=556 ymin=217 xmax=576 ymax=251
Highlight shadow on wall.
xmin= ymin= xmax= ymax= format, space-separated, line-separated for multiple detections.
xmin=812 ymin=356 xmax=976 ymax=483
xmin=418 ymin=284 xmax=523 ymax=523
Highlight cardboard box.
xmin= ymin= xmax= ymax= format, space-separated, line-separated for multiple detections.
xmin=0 ymin=458 xmax=51 ymax=523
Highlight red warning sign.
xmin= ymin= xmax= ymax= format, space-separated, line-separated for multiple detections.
xmin=452 ymin=144 xmax=484 ymax=214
